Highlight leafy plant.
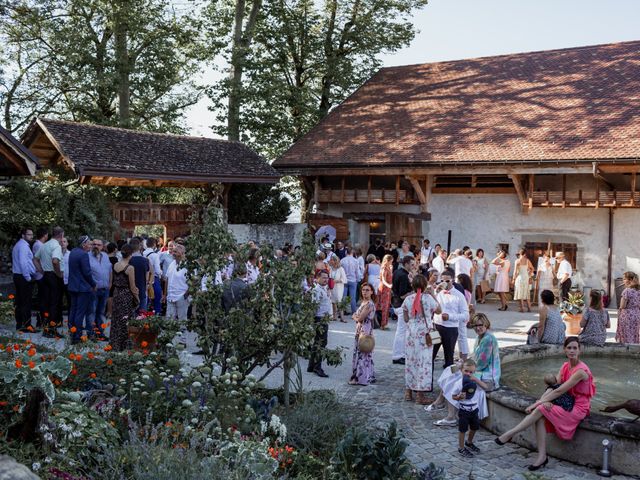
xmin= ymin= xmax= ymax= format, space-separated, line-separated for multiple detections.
xmin=559 ymin=291 xmax=585 ymax=315
xmin=416 ymin=463 xmax=447 ymax=480
xmin=330 ymin=422 xmax=412 ymax=480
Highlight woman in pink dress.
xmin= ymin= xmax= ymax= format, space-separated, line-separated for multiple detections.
xmin=492 ymin=251 xmax=511 ymax=311
xmin=615 ymin=271 xmax=640 ymax=344
xmin=495 ymin=337 xmax=595 ymax=471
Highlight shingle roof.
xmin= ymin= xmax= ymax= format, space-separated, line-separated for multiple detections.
xmin=0 ymin=125 xmax=39 ymax=176
xmin=275 ymin=40 xmax=640 ymax=171
xmin=25 ymin=118 xmax=279 ymax=183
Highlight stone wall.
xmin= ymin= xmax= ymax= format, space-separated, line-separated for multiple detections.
xmin=227 ymin=223 xmax=308 ymax=247
xmin=425 ymin=194 xmax=640 ymax=303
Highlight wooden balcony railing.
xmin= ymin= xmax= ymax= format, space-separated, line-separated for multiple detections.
xmin=318 ymin=188 xmax=415 ymax=204
xmin=527 ymin=191 xmax=640 ymax=208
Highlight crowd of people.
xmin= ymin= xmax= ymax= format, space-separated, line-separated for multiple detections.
xmin=9 ymin=227 xmax=640 ymax=468
xmin=309 ymin=235 xmax=640 ymax=467
xmin=11 ymin=227 xmax=191 ymax=351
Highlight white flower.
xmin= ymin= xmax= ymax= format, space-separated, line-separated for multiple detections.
xmin=32 ymin=462 xmax=41 ymax=471
xmin=44 ymin=433 xmax=53 ymax=442
xmin=44 ymin=457 xmax=52 ymax=464
xmin=182 ymin=399 xmax=193 ymax=407
xmin=145 ymin=360 xmax=153 ymax=366
xmin=191 ymin=381 xmax=202 ymax=388
xmin=72 ymin=431 xmax=82 ymax=438
xmin=73 ymin=417 xmax=83 ymax=425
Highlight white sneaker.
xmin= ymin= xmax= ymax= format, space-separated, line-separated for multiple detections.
xmin=424 ymin=403 xmax=445 ymax=412
xmin=433 ymin=418 xmax=457 ymax=427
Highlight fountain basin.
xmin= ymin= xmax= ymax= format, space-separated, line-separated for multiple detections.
xmin=484 ymin=343 xmax=640 ymax=477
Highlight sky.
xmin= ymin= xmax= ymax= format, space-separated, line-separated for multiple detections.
xmin=184 ymin=0 xmax=640 ymax=137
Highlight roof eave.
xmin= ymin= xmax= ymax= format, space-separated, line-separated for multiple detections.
xmin=80 ymin=167 xmax=280 ymax=184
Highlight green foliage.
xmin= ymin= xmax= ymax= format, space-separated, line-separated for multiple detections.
xmin=330 ymin=422 xmax=413 ymax=480
xmin=186 ymin=205 xmax=342 ymax=407
xmin=205 ymin=0 xmax=429 ymax=160
xmin=0 ymin=176 xmax=115 ymax=245
xmin=415 ymin=464 xmax=447 ymax=480
xmin=227 ymin=184 xmax=291 ymax=224
xmin=0 ymin=0 xmax=205 ymax=133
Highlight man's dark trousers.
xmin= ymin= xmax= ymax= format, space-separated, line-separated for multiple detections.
xmin=560 ymin=279 xmax=572 ymax=302
xmin=43 ymin=271 xmax=63 ymax=332
xmin=308 ymin=316 xmax=328 ymax=372
xmin=13 ymin=274 xmax=34 ymax=329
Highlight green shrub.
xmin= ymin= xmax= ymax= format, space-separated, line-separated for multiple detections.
xmin=330 ymin=422 xmax=413 ymax=480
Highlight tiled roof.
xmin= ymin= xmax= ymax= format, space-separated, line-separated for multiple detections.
xmin=275 ymin=41 xmax=640 ymax=170
xmin=0 ymin=125 xmax=39 ymax=176
xmin=28 ymin=118 xmax=279 ymax=183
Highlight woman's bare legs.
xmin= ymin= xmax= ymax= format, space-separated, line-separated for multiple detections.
xmin=443 ymin=400 xmax=457 ymax=421
xmin=497 ymin=408 xmax=544 ymax=443
xmin=532 ymin=418 xmax=548 ymax=465
xmin=499 ymin=292 xmax=508 ymax=309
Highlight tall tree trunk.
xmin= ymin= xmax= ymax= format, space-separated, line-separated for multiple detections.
xmin=115 ymin=1 xmax=131 ymax=127
xmin=227 ymin=0 xmax=262 ymax=141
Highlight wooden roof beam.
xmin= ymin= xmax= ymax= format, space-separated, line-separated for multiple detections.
xmin=509 ymin=174 xmax=529 ymax=214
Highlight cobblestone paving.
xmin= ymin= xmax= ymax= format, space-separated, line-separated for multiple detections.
xmin=334 ymin=363 xmax=633 ymax=480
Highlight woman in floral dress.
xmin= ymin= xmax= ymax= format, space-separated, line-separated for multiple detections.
xmin=350 ymin=284 xmax=376 ymax=386
xmin=616 ymin=271 xmax=640 ymax=344
xmin=110 ymin=244 xmax=139 ymax=351
xmin=401 ymin=274 xmax=441 ymax=404
xmin=376 ymin=254 xmax=393 ymax=330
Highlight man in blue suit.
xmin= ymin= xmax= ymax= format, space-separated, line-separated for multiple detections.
xmin=67 ymin=235 xmax=96 ymax=344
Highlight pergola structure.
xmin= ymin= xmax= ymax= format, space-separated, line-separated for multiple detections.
xmin=0 ymin=125 xmax=39 ymax=178
xmin=21 ymin=118 xmax=280 ymax=237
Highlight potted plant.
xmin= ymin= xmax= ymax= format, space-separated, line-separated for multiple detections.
xmin=559 ymin=291 xmax=585 ymax=335
xmin=128 ymin=310 xmax=162 ymax=350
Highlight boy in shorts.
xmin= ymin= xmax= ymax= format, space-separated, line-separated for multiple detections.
xmin=453 ymin=359 xmax=489 ymax=457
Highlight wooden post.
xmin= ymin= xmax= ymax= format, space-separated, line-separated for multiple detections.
xmin=509 ymin=174 xmax=528 ymax=214
xmin=395 ymin=175 xmax=400 ymax=206
xmin=528 ymin=174 xmax=534 ymax=210
xmin=562 ymin=174 xmax=566 ymax=208
xmin=595 ymin=178 xmax=600 ymax=209
xmin=367 ymin=176 xmax=372 ymax=204
xmin=341 ymin=177 xmax=345 ymax=204
xmin=313 ymin=176 xmax=320 ymax=208
xmin=631 ymin=173 xmax=637 ymax=206
xmin=425 ymin=175 xmax=432 ymax=212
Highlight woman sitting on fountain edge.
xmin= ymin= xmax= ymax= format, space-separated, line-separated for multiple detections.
xmin=495 ymin=336 xmax=596 ymax=471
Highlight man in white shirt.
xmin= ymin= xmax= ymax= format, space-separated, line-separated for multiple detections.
xmin=432 ymin=269 xmax=469 ymax=368
xmin=555 ymin=252 xmax=573 ymax=301
xmin=164 ymin=244 xmax=189 ymax=321
xmin=308 ymin=270 xmax=332 ymax=377
xmin=420 ymin=239 xmax=434 ymax=272
xmin=433 ymin=249 xmax=447 ymax=277
xmin=340 ymin=247 xmax=359 ymax=314
xmin=246 ymin=248 xmax=260 ymax=284
xmin=447 ymin=249 xmax=473 ymax=279
xmin=143 ymin=237 xmax=163 ymax=314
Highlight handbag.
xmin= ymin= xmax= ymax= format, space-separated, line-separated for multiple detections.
xmin=358 ymin=334 xmax=375 ymax=353
xmin=419 ymin=298 xmax=441 ymax=346
xmin=328 ymin=278 xmax=335 ymax=289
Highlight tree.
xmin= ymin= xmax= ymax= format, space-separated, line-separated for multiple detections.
xmin=0 ymin=0 xmax=205 ymax=133
xmin=205 ymin=0 xmax=428 ymax=158
xmin=227 ymin=184 xmax=291 ymax=224
xmin=185 ymin=205 xmax=342 ymax=407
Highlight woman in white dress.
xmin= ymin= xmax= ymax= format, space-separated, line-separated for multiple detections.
xmin=329 ymin=255 xmax=347 ymax=322
xmin=364 ymin=254 xmax=381 ymax=292
xmin=492 ymin=251 xmax=511 ymax=311
xmin=536 ymin=252 xmax=555 ymax=305
xmin=473 ymin=249 xmax=490 ymax=304
xmin=512 ymin=249 xmax=534 ymax=313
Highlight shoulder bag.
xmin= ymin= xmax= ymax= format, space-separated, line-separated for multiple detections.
xmin=421 ymin=298 xmax=441 ymax=346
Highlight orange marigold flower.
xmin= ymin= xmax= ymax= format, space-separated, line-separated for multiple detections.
xmin=89 ymin=372 xmax=97 ymax=379
xmin=28 ymin=361 xmax=36 ymax=369
xmin=8 ymin=294 xmax=15 ymax=299
xmin=106 ymin=359 xmax=113 ymax=366
xmin=54 ymin=379 xmax=61 ymax=386
xmin=70 ymin=326 xmax=77 ymax=333
xmin=104 ymin=345 xmax=112 ymax=352
xmin=101 ymin=323 xmax=108 ymax=330
xmin=140 ymin=341 xmax=148 ymax=348
xmin=50 ymin=321 xmax=56 ymax=326
xmin=27 ymin=348 xmax=36 ymax=357
xmin=87 ymin=352 xmax=95 ymax=360
xmin=71 ymin=368 xmax=78 ymax=375
xmin=14 ymin=359 xmax=22 ymax=368
xmin=13 ymin=344 xmax=20 ymax=351
xmin=0 ymin=344 xmax=4 ymax=351
xmin=27 ymin=326 xmax=34 ymax=332
xmin=75 ymin=354 xmax=83 ymax=361
xmin=68 ymin=353 xmax=76 ymax=361
xmin=80 ymin=335 xmax=88 ymax=343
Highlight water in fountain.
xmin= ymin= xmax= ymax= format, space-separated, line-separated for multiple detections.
xmin=501 ymin=356 xmax=640 ymax=419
